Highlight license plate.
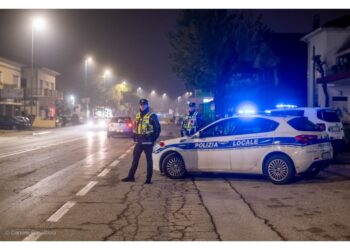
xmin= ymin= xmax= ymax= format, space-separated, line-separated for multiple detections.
xmin=322 ymin=152 xmax=331 ymax=159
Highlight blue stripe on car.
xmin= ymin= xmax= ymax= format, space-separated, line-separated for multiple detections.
xmin=153 ymin=137 xmax=329 ymax=154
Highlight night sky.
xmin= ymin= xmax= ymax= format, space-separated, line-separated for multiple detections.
xmin=0 ymin=9 xmax=349 ymax=101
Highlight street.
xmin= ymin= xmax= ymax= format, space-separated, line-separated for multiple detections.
xmin=0 ymin=124 xmax=349 ymax=241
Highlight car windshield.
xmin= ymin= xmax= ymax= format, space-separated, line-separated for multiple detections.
xmin=287 ymin=117 xmax=321 ymax=131
xmin=317 ymin=110 xmax=341 ymax=122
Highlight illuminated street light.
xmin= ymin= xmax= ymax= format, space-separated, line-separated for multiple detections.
xmin=104 ymin=69 xmax=111 ymax=78
xmin=162 ymin=93 xmax=167 ymax=98
xmin=151 ymin=90 xmax=156 ymax=95
xmin=84 ymin=56 xmax=93 ymax=118
xmin=137 ymin=87 xmax=142 ymax=91
xmin=29 ymin=16 xmax=47 ymax=117
xmin=70 ymin=95 xmax=75 ymax=105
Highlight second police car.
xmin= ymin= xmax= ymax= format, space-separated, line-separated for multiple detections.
xmin=152 ymin=115 xmax=333 ymax=185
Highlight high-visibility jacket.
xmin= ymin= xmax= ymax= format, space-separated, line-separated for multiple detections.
xmin=134 ymin=112 xmax=154 ymax=135
xmin=183 ymin=111 xmax=199 ymax=130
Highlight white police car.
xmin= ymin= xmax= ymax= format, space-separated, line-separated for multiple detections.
xmin=152 ymin=115 xmax=333 ymax=185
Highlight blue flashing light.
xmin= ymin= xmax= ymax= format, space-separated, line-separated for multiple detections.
xmin=238 ymin=109 xmax=256 ymax=115
xmin=276 ymin=104 xmax=298 ymax=109
xmin=264 ymin=110 xmax=271 ymax=114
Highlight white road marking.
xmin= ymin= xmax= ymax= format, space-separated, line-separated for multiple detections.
xmin=23 ymin=232 xmax=43 ymax=241
xmin=98 ymin=168 xmax=111 ymax=177
xmin=47 ymin=201 xmax=76 ymax=222
xmin=119 ymin=153 xmax=127 ymax=159
xmin=126 ymin=149 xmax=131 ymax=153
xmin=32 ymin=131 xmax=52 ymax=136
xmin=109 ymin=159 xmax=120 ymax=167
xmin=0 ymin=137 xmax=86 ymax=159
xmin=76 ymin=181 xmax=98 ymax=196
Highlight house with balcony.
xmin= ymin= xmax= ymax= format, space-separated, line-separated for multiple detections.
xmin=0 ymin=56 xmax=24 ymax=116
xmin=21 ymin=66 xmax=63 ymax=120
xmin=301 ymin=15 xmax=350 ymax=121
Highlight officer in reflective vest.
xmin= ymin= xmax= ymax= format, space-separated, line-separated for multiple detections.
xmin=181 ymin=102 xmax=202 ymax=137
xmin=122 ymin=98 xmax=161 ymax=184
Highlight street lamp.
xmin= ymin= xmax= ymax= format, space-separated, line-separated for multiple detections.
xmin=84 ymin=56 xmax=93 ymax=118
xmin=70 ymin=95 xmax=75 ymax=105
xmin=30 ymin=16 xmax=46 ymax=119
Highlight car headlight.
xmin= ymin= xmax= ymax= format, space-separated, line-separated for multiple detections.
xmin=98 ymin=120 xmax=106 ymax=127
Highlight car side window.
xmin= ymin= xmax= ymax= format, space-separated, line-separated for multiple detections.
xmin=200 ymin=119 xmax=238 ymax=138
xmin=233 ymin=118 xmax=279 ymax=135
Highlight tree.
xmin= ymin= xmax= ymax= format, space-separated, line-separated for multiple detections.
xmin=168 ymin=10 xmax=278 ymax=117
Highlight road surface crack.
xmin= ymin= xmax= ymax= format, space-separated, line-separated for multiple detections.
xmin=191 ymin=177 xmax=222 ymax=241
xmin=226 ymin=180 xmax=286 ymax=241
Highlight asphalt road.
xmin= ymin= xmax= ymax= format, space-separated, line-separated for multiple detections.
xmin=0 ymin=124 xmax=349 ymax=241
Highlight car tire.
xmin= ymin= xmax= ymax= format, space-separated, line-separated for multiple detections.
xmin=264 ymin=154 xmax=295 ymax=185
xmin=162 ymin=153 xmax=186 ymax=179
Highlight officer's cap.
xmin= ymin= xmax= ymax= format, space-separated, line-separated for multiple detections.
xmin=188 ymin=102 xmax=196 ymax=107
xmin=139 ymin=99 xmax=149 ymax=105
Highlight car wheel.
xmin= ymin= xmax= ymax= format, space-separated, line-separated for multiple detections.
xmin=162 ymin=153 xmax=186 ymax=179
xmin=264 ymin=154 xmax=295 ymax=185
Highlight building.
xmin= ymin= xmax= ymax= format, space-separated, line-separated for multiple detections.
xmin=21 ymin=67 xmax=63 ymax=119
xmin=0 ymin=56 xmax=24 ymax=116
xmin=301 ymin=15 xmax=350 ymax=119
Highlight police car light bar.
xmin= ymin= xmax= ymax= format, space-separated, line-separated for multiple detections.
xmin=238 ymin=109 xmax=256 ymax=115
xmin=276 ymin=104 xmax=298 ymax=109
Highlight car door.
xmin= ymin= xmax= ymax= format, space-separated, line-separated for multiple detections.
xmin=230 ymin=117 xmax=279 ymax=173
xmin=189 ymin=118 xmax=238 ymax=171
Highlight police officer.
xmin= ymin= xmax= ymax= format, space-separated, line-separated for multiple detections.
xmin=122 ymin=99 xmax=161 ymax=184
xmin=180 ymin=102 xmax=202 ymax=137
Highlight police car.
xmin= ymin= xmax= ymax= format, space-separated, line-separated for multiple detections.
xmin=152 ymin=115 xmax=333 ymax=184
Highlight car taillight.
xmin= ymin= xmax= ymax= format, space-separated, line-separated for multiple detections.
xmin=295 ymin=135 xmax=318 ymax=144
xmin=128 ymin=123 xmax=133 ymax=128
xmin=316 ymin=123 xmax=326 ymax=131
xmin=160 ymin=141 xmax=165 ymax=147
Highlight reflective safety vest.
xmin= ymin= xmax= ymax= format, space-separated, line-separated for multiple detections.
xmin=183 ymin=111 xmax=198 ymax=130
xmin=134 ymin=112 xmax=154 ymax=135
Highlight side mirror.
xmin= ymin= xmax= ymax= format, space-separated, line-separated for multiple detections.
xmin=191 ymin=131 xmax=201 ymax=139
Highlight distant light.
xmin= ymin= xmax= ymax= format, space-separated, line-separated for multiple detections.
xmin=177 ymin=96 xmax=181 ymax=101
xmin=276 ymin=104 xmax=298 ymax=109
xmin=265 ymin=110 xmax=271 ymax=114
xmin=32 ymin=17 xmax=46 ymax=31
xmin=104 ymin=69 xmax=111 ymax=77
xmin=203 ymin=97 xmax=213 ymax=103
xmin=137 ymin=87 xmax=142 ymax=91
xmin=151 ymin=90 xmax=156 ymax=95
xmin=189 ymin=92 xmax=193 ymax=96
xmin=86 ymin=57 xmax=93 ymax=63
xmin=238 ymin=109 xmax=256 ymax=115
xmin=122 ymin=81 xmax=127 ymax=85
xmin=162 ymin=93 xmax=167 ymax=98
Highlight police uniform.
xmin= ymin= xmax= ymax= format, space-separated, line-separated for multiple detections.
xmin=122 ymin=99 xmax=161 ymax=184
xmin=181 ymin=103 xmax=202 ymax=137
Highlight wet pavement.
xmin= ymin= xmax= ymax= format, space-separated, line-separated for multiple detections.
xmin=0 ymin=124 xmax=349 ymax=241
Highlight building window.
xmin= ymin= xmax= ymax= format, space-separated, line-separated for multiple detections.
xmin=13 ymin=75 xmax=19 ymax=87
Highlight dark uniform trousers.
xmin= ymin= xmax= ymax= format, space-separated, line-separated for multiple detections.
xmin=127 ymin=143 xmax=153 ymax=181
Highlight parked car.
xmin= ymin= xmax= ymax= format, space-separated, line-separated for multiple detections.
xmin=267 ymin=107 xmax=345 ymax=154
xmin=153 ymin=115 xmax=332 ymax=185
xmin=0 ymin=116 xmax=31 ymax=130
xmin=107 ymin=116 xmax=133 ymax=138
